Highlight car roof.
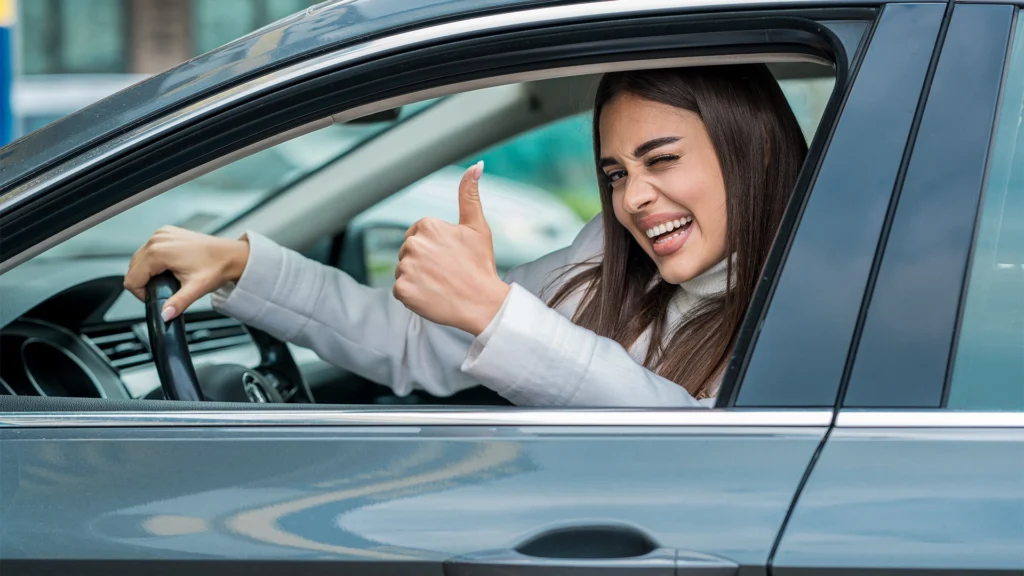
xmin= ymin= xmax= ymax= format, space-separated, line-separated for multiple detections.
xmin=0 ymin=0 xmax=594 ymax=192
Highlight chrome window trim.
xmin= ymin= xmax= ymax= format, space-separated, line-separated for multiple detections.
xmin=0 ymin=409 xmax=833 ymax=428
xmin=837 ymin=410 xmax=1024 ymax=428
xmin=1 ymin=0 xmax=826 ymax=210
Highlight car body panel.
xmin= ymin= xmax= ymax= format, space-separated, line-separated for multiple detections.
xmin=773 ymin=7 xmax=1024 ymax=573
xmin=0 ymin=424 xmax=826 ymax=572
xmin=774 ymin=422 xmax=1024 ymax=573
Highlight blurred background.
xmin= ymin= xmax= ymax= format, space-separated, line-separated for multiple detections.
xmin=4 ymin=0 xmax=327 ymax=139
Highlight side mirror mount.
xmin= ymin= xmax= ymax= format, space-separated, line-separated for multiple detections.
xmin=338 ymin=222 xmax=409 ymax=288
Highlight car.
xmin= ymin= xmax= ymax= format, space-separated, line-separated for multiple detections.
xmin=0 ymin=0 xmax=1021 ymax=574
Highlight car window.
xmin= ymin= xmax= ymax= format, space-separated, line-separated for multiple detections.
xmin=34 ymin=100 xmax=438 ymax=260
xmin=343 ymin=73 xmax=834 ymax=288
xmin=349 ymin=113 xmax=596 ymax=288
xmin=947 ymin=15 xmax=1024 ymax=411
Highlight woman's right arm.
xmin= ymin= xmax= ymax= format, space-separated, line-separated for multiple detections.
xmin=123 ymin=226 xmax=482 ymax=398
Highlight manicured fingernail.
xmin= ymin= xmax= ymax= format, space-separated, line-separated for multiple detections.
xmin=471 ymin=160 xmax=484 ymax=182
xmin=161 ymin=306 xmax=176 ymax=323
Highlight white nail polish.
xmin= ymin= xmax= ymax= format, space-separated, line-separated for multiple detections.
xmin=161 ymin=306 xmax=176 ymax=323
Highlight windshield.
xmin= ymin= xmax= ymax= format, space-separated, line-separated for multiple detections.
xmin=36 ymin=100 xmax=437 ymax=259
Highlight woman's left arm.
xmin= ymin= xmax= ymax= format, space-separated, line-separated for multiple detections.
xmin=462 ymin=282 xmax=709 ymax=407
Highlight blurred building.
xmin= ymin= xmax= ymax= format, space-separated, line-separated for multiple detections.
xmin=18 ymin=0 xmax=327 ymax=75
xmin=9 ymin=0 xmax=323 ymax=138
xmin=18 ymin=0 xmax=323 ymax=75
xmin=1 ymin=0 xmax=12 ymax=144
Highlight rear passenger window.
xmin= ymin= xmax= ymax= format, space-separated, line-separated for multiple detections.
xmin=948 ymin=15 xmax=1024 ymax=411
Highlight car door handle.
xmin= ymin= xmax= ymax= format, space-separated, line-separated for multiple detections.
xmin=443 ymin=524 xmax=738 ymax=576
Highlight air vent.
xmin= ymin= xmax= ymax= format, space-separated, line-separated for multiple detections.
xmin=183 ymin=317 xmax=250 ymax=353
xmin=83 ymin=325 xmax=151 ymax=370
xmin=85 ymin=316 xmax=251 ymax=371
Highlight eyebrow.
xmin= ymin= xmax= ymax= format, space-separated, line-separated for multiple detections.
xmin=598 ymin=136 xmax=682 ymax=169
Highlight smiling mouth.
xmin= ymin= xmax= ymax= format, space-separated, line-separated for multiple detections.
xmin=644 ymin=216 xmax=692 ymax=244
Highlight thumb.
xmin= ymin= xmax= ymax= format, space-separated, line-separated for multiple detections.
xmin=160 ymin=279 xmax=208 ymax=323
xmin=458 ymin=161 xmax=489 ymax=233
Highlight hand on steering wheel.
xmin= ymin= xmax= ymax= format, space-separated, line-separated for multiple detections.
xmin=144 ymin=271 xmax=312 ymax=403
xmin=145 ymin=272 xmax=205 ymax=401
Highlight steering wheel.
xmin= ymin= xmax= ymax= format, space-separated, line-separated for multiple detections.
xmin=145 ymin=271 xmax=314 ymax=403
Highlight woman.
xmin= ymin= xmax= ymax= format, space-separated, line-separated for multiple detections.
xmin=124 ymin=64 xmax=807 ymax=407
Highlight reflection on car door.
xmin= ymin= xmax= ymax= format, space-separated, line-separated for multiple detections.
xmin=1 ymin=413 xmax=824 ymax=574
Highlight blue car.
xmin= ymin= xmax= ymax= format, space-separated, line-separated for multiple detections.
xmin=0 ymin=0 xmax=1022 ymax=574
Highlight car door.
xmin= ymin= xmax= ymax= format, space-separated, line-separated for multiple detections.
xmin=773 ymin=4 xmax=1024 ymax=574
xmin=0 ymin=2 xmax=942 ymax=575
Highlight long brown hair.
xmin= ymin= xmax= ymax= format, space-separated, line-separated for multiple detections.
xmin=550 ymin=64 xmax=807 ymax=399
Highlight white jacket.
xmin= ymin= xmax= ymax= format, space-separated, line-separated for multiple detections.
xmin=212 ymin=216 xmax=726 ymax=407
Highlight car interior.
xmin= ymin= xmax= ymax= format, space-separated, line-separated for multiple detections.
xmin=0 ymin=55 xmax=836 ymax=408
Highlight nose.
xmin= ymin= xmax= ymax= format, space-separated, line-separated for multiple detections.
xmin=622 ymin=176 xmax=657 ymax=214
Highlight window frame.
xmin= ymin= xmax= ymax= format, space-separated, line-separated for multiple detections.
xmin=728 ymin=2 xmax=945 ymax=409
xmin=839 ymin=4 xmax=1019 ymax=410
xmin=1 ymin=3 xmax=875 ymax=417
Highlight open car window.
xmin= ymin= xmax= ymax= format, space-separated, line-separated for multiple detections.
xmin=33 ymin=100 xmax=438 ymax=260
xmin=4 ymin=53 xmax=840 ymax=407
xmin=335 ymin=70 xmax=834 ymax=289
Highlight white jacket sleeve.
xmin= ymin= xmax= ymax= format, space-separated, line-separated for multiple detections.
xmin=461 ymin=283 xmax=708 ymax=408
xmin=211 ymin=231 xmax=481 ymax=399
xmin=212 ymin=218 xmax=710 ymax=408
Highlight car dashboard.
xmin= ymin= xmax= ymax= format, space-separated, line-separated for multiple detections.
xmin=0 ymin=257 xmax=339 ymax=402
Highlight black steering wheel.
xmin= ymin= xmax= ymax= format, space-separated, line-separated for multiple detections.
xmin=145 ymin=272 xmax=314 ymax=403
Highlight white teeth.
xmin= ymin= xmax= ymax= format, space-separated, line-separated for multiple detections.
xmin=643 ymin=217 xmax=693 ymax=239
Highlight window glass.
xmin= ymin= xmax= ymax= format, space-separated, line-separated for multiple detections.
xmin=948 ymin=15 xmax=1024 ymax=411
xmin=37 ymin=101 xmax=438 ymax=260
xmin=778 ymin=76 xmax=835 ymax=142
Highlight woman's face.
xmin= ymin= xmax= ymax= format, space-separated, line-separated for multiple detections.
xmin=599 ymin=94 xmax=728 ymax=285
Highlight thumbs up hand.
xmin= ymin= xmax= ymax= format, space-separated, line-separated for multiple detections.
xmin=393 ymin=162 xmax=511 ymax=336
